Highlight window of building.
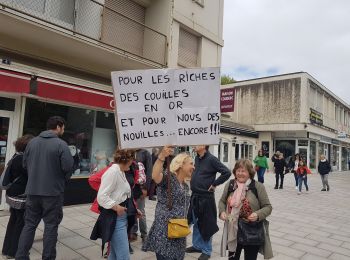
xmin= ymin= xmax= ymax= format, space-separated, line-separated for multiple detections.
xmin=223 ymin=142 xmax=228 ymax=162
xmin=275 ymin=140 xmax=296 ymax=162
xmin=178 ymin=28 xmax=199 ymax=67
xmin=341 ymin=147 xmax=348 ymax=170
xmin=309 ymin=141 xmax=316 ymax=168
xmin=23 ymin=98 xmax=117 ymax=178
xmin=0 ymin=97 xmax=15 ymax=111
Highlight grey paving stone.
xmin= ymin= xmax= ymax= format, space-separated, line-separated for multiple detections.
xmin=306 ymin=234 xmax=343 ymax=246
xmin=301 ymin=253 xmax=328 ymax=260
xmin=272 ymin=244 xmax=306 ymax=258
xmin=291 ymin=243 xmax=331 ymax=258
xmin=59 ymin=235 xmax=95 ymax=250
xmin=317 ymin=242 xmax=350 ymax=257
xmin=329 ymin=253 xmax=350 ymax=260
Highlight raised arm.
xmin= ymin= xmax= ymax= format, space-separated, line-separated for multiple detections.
xmin=152 ymin=146 xmax=174 ymax=184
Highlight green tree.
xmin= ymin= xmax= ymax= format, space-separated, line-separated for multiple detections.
xmin=221 ymin=74 xmax=236 ymax=85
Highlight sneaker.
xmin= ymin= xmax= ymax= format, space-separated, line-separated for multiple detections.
xmin=297 ymin=192 xmax=301 ymax=195
xmin=198 ymin=253 xmax=210 ymax=260
xmin=295 ymin=186 xmax=298 ymax=190
xmin=186 ymin=246 xmax=202 ymax=253
xmin=321 ymin=188 xmax=326 ymax=191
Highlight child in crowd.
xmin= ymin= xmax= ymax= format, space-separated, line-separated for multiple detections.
xmin=296 ymin=160 xmax=311 ymax=195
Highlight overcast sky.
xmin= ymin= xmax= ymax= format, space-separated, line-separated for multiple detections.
xmin=222 ymin=0 xmax=350 ymax=103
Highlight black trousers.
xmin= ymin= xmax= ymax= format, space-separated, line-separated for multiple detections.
xmin=2 ymin=207 xmax=25 ymax=257
xmin=15 ymin=194 xmax=64 ymax=260
xmin=229 ymin=244 xmax=260 ymax=260
xmin=275 ymin=172 xmax=284 ymax=187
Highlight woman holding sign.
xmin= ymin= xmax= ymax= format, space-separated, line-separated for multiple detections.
xmin=144 ymin=146 xmax=194 ymax=260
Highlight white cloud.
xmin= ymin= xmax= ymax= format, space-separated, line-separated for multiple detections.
xmin=222 ymin=0 xmax=350 ymax=103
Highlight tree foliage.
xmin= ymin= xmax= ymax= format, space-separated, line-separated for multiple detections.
xmin=221 ymin=74 xmax=236 ymax=85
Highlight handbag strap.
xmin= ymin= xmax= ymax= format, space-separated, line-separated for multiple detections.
xmin=166 ymin=157 xmax=172 ymax=211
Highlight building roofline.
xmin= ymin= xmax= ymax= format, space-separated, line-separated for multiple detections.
xmin=225 ymin=71 xmax=350 ymax=108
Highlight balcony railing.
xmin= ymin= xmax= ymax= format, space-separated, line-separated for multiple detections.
xmin=0 ymin=0 xmax=167 ymax=66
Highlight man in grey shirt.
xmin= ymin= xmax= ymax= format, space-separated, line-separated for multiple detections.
xmin=16 ymin=116 xmax=74 ymax=260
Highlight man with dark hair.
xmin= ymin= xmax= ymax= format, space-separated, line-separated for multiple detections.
xmin=16 ymin=116 xmax=73 ymax=260
xmin=186 ymin=145 xmax=231 ymax=260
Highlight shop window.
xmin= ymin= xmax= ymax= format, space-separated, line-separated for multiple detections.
xmin=341 ymin=147 xmax=347 ymax=171
xmin=223 ymin=142 xmax=228 ymax=162
xmin=0 ymin=97 xmax=15 ymax=111
xmin=275 ymin=140 xmax=296 ymax=163
xmin=309 ymin=141 xmax=316 ymax=168
xmin=23 ymin=98 xmax=117 ymax=178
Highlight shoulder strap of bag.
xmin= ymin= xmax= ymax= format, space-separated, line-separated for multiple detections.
xmin=248 ymin=179 xmax=259 ymax=200
xmin=166 ymin=157 xmax=172 ymax=210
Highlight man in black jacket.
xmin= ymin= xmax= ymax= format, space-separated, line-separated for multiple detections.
xmin=16 ymin=116 xmax=74 ymax=260
xmin=186 ymin=145 xmax=230 ymax=260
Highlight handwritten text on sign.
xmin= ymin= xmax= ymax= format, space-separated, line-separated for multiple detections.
xmin=111 ymin=68 xmax=220 ymax=149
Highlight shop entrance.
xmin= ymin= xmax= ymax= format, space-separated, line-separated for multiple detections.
xmin=0 ymin=111 xmax=14 ymax=210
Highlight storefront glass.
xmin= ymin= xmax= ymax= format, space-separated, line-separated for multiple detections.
xmin=23 ymin=98 xmax=117 ymax=177
xmin=275 ymin=140 xmax=296 ymax=163
xmin=309 ymin=141 xmax=316 ymax=168
xmin=341 ymin=147 xmax=348 ymax=171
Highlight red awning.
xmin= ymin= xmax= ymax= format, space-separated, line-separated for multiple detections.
xmin=0 ymin=68 xmax=114 ymax=111
xmin=0 ymin=69 xmax=30 ymax=93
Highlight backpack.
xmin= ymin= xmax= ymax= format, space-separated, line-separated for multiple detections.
xmin=133 ymin=161 xmax=146 ymax=185
xmin=0 ymin=153 xmax=22 ymax=190
xmin=88 ymin=163 xmax=113 ymax=191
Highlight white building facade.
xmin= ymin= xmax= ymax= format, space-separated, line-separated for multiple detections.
xmin=222 ymin=72 xmax=350 ymax=171
xmin=0 ymin=0 xmax=224 ymax=207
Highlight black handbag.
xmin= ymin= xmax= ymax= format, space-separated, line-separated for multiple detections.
xmin=237 ymin=219 xmax=265 ymax=245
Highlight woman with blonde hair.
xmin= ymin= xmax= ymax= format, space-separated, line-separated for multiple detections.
xmin=144 ymin=146 xmax=194 ymax=260
xmin=219 ymin=159 xmax=273 ymax=260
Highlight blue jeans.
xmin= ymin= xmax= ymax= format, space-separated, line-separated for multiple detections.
xmin=192 ymin=211 xmax=212 ymax=256
xmin=257 ymin=167 xmax=266 ymax=183
xmin=109 ymin=213 xmax=129 ymax=260
xmin=298 ymin=175 xmax=309 ymax=192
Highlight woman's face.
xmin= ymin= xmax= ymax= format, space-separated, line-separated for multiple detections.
xmin=119 ymin=160 xmax=133 ymax=172
xmin=181 ymin=158 xmax=195 ymax=178
xmin=235 ymin=166 xmax=250 ymax=183
xmin=299 ymin=161 xmax=304 ymax=166
xmin=258 ymin=150 xmax=263 ymax=156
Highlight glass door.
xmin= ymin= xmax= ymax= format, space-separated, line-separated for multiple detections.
xmin=0 ymin=111 xmax=14 ymax=209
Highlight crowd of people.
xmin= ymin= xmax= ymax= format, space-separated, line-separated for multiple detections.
xmin=0 ymin=115 xmax=334 ymax=260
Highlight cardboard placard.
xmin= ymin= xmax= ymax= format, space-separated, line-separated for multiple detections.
xmin=111 ymin=67 xmax=220 ymax=149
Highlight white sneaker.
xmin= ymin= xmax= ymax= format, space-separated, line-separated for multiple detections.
xmin=295 ymin=186 xmax=298 ymax=190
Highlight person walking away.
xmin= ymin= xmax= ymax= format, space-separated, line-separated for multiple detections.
xmin=288 ymin=154 xmax=300 ymax=190
xmin=253 ymin=150 xmax=269 ymax=183
xmin=186 ymin=145 xmax=231 ymax=260
xmin=296 ymin=160 xmax=311 ymax=195
xmin=130 ymin=149 xmax=152 ymax=245
xmin=95 ymin=149 xmax=135 ymax=260
xmin=125 ymin=161 xmax=143 ymax=254
xmin=2 ymin=135 xmax=33 ymax=259
xmin=149 ymin=148 xmax=160 ymax=200
xmin=318 ymin=155 xmax=331 ymax=191
xmin=218 ymin=159 xmax=273 ymax=260
xmin=144 ymin=146 xmax=194 ymax=260
xmin=15 ymin=116 xmax=74 ymax=260
xmin=272 ymin=152 xmax=286 ymax=189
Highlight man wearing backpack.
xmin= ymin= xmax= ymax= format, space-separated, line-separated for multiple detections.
xmin=16 ymin=116 xmax=74 ymax=260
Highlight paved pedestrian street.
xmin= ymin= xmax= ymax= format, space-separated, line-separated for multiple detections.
xmin=1 ymin=171 xmax=350 ymax=259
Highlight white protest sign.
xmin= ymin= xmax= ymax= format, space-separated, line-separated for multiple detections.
xmin=111 ymin=67 xmax=220 ymax=149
